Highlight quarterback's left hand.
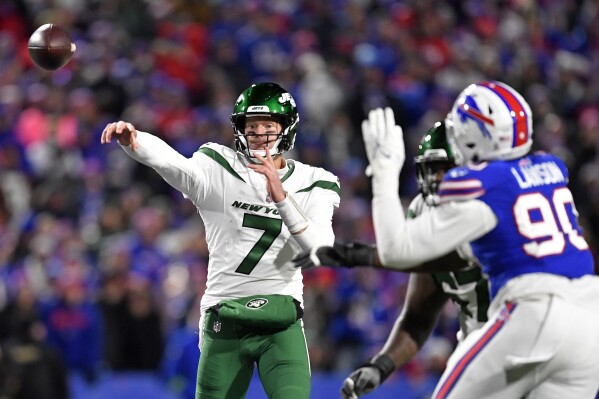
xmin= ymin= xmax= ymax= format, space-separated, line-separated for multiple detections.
xmin=362 ymin=107 xmax=405 ymax=177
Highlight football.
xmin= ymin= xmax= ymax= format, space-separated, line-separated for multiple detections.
xmin=28 ymin=24 xmax=76 ymax=71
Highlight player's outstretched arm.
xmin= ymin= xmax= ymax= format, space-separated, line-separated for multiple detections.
xmin=360 ymin=109 xmax=497 ymax=269
xmin=341 ymin=273 xmax=448 ymax=398
xmin=293 ymin=241 xmax=470 ymax=273
xmin=101 ymin=121 xmax=198 ymax=197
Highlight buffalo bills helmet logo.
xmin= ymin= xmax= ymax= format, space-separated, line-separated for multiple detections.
xmin=457 ymin=96 xmax=494 ymax=140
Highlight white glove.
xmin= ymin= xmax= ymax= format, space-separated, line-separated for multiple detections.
xmin=362 ymin=107 xmax=406 ymax=177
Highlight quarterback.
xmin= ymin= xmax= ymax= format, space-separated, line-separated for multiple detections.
xmin=101 ymin=82 xmax=340 ymax=399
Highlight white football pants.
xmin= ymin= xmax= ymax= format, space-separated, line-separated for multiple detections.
xmin=432 ymin=274 xmax=599 ymax=399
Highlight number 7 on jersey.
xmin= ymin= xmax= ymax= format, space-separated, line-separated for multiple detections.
xmin=235 ymin=214 xmax=283 ymax=275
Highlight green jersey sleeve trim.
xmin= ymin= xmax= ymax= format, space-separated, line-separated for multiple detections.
xmin=281 ymin=162 xmax=295 ymax=183
xmin=296 ymin=180 xmax=341 ymax=196
xmin=198 ymin=147 xmax=245 ymax=183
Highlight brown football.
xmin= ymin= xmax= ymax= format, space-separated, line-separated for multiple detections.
xmin=28 ymin=24 xmax=76 ymax=71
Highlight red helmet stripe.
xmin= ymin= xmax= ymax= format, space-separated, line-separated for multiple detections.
xmin=480 ymin=82 xmax=529 ymax=147
xmin=458 ymin=103 xmax=495 ymax=126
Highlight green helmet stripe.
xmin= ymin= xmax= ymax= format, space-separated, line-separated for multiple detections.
xmin=416 ymin=121 xmax=454 ymax=160
xmin=415 ymin=121 xmax=456 ymax=204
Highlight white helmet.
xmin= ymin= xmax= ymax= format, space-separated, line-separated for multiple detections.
xmin=445 ymin=81 xmax=533 ymax=165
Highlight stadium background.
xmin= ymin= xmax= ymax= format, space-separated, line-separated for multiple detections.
xmin=1 ymin=0 xmax=599 ymax=398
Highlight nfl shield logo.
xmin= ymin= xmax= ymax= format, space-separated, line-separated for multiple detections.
xmin=213 ymin=320 xmax=221 ymax=333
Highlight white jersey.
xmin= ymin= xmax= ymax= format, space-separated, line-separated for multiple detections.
xmin=122 ymin=134 xmax=340 ymax=311
xmin=407 ymin=194 xmax=489 ymax=338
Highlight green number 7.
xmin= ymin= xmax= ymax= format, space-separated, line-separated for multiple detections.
xmin=235 ymin=214 xmax=283 ymax=275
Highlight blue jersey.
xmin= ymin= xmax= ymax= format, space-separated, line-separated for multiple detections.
xmin=439 ymin=152 xmax=594 ymax=298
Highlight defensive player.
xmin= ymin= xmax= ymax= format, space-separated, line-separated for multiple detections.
xmin=295 ymin=122 xmax=490 ymax=398
xmin=101 ymin=82 xmax=341 ymax=399
xmin=298 ymin=81 xmax=599 ymax=398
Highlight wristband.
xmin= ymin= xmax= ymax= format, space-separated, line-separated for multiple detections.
xmin=369 ymin=354 xmax=396 ymax=383
xmin=275 ymin=193 xmax=309 ymax=234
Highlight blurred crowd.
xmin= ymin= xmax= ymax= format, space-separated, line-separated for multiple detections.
xmin=1 ymin=0 xmax=599 ymax=397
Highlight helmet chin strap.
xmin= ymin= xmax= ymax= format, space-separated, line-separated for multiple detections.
xmin=246 ymin=135 xmax=284 ymax=162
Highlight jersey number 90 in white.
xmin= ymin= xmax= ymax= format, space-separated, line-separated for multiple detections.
xmin=513 ymin=188 xmax=588 ymax=257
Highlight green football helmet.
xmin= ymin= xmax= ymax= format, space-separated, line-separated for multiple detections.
xmin=414 ymin=121 xmax=456 ymax=205
xmin=230 ymin=82 xmax=299 ymax=160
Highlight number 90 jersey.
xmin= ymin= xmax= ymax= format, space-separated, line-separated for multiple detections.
xmin=190 ymin=143 xmax=340 ymax=311
xmin=439 ymin=152 xmax=594 ymax=298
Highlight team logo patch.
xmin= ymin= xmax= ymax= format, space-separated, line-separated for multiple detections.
xmin=247 ymin=105 xmax=269 ymax=112
xmin=457 ymin=97 xmax=493 ymax=139
xmin=278 ymin=93 xmax=296 ymax=107
xmin=246 ymin=298 xmax=268 ymax=309
xmin=213 ymin=320 xmax=221 ymax=333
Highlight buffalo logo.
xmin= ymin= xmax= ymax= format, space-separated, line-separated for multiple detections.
xmin=457 ymin=96 xmax=494 ymax=139
xmin=246 ymin=298 xmax=268 ymax=309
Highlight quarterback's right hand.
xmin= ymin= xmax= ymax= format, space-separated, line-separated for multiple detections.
xmin=341 ymin=365 xmax=382 ymax=399
xmin=101 ymin=121 xmax=139 ymax=151
xmin=362 ymin=107 xmax=406 ymax=177
xmin=292 ymin=242 xmax=376 ymax=269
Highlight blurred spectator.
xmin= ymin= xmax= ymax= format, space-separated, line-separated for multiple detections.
xmin=41 ymin=270 xmax=102 ymax=383
xmin=0 ymin=318 xmax=68 ymax=399
xmin=97 ymin=267 xmax=128 ymax=370
xmin=117 ymin=274 xmax=164 ymax=371
xmin=0 ymin=270 xmax=39 ymax=342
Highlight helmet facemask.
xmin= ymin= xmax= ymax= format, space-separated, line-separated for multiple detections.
xmin=230 ymin=83 xmax=299 ymax=163
xmin=415 ymin=152 xmax=455 ymax=206
xmin=233 ymin=114 xmax=298 ymax=162
xmin=415 ymin=121 xmax=456 ymax=206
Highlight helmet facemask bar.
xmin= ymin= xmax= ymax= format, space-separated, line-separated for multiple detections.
xmin=415 ymin=120 xmax=456 ymax=205
xmin=233 ymin=114 xmax=292 ymax=161
xmin=415 ymin=154 xmax=455 ymax=205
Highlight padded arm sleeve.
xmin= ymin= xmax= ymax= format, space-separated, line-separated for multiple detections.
xmin=120 ymin=131 xmax=198 ymax=197
xmin=275 ymin=193 xmax=309 ymax=234
xmin=373 ymin=193 xmax=498 ymax=270
xmin=276 ymin=191 xmax=336 ymax=251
